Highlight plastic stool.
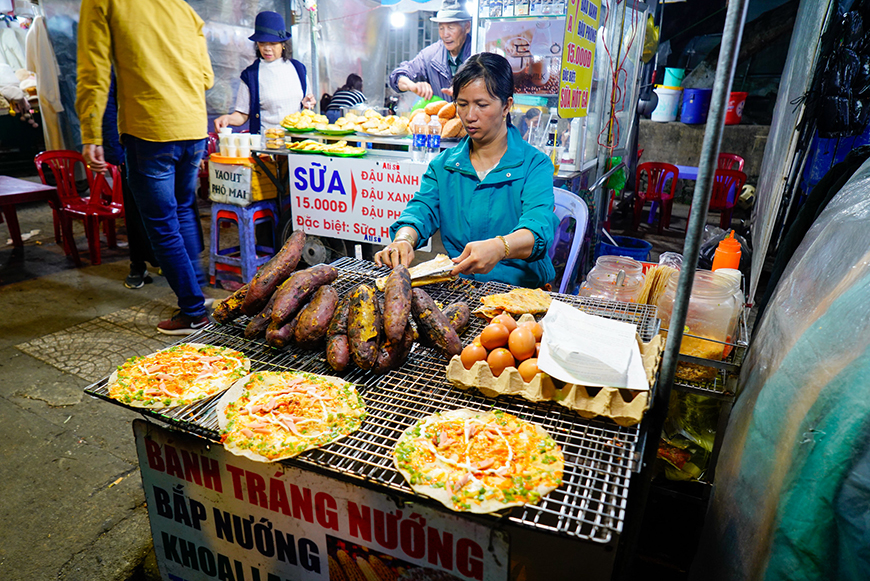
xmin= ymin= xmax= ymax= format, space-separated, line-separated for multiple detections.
xmin=209 ymin=201 xmax=279 ymax=286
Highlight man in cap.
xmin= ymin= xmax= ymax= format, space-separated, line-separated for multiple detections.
xmin=389 ymin=0 xmax=473 ymax=102
xmin=77 ymin=0 xmax=215 ymax=335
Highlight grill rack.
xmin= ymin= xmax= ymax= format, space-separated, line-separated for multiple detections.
xmin=85 ymin=258 xmax=659 ymax=544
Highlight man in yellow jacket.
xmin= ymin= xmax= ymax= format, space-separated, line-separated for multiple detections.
xmin=76 ymin=0 xmax=215 ymax=335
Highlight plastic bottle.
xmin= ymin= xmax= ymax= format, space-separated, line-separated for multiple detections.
xmin=711 ymin=231 xmax=742 ymax=271
xmin=426 ymin=117 xmax=442 ymax=161
xmin=410 ymin=117 xmax=428 ymax=163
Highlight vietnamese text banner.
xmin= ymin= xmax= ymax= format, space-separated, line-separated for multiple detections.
xmin=558 ymin=0 xmax=601 ymax=117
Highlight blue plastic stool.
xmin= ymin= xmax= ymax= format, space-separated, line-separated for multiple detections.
xmin=209 ymin=201 xmax=279 ymax=286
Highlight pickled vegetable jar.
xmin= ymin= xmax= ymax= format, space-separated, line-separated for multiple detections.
xmin=579 ymin=255 xmax=644 ymax=303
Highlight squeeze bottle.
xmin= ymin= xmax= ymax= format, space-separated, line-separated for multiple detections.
xmin=712 ymin=231 xmax=742 ymax=271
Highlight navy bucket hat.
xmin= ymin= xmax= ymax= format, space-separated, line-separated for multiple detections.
xmin=249 ymin=11 xmax=289 ymax=43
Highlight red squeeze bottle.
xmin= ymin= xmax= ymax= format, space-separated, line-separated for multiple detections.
xmin=712 ymin=231 xmax=742 ymax=271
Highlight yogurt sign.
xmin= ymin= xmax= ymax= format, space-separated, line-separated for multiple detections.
xmin=289 ymin=156 xmax=427 ymax=245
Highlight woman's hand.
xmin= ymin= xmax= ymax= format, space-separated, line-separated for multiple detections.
xmin=451 ymin=238 xmax=505 ymax=276
xmin=214 ymin=115 xmax=233 ymax=132
xmin=374 ymin=240 xmax=415 ymax=269
xmin=301 ymin=94 xmax=316 ymax=109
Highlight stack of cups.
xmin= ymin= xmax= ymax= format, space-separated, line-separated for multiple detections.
xmin=218 ymin=127 xmax=233 ymax=157
xmin=237 ymin=134 xmax=251 ymax=158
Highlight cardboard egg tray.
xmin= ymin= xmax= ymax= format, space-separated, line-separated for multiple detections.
xmin=445 ymin=334 xmax=663 ymax=426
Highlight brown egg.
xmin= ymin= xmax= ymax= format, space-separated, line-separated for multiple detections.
xmin=460 ymin=343 xmax=488 ymax=370
xmin=487 ymin=348 xmax=515 ymax=377
xmin=480 ymin=323 xmax=510 ymax=350
xmin=508 ymin=327 xmax=536 ymax=361
xmin=518 ymin=358 xmax=540 ymax=382
xmin=491 ymin=313 xmax=518 ymax=332
xmin=520 ymin=321 xmax=544 ymax=341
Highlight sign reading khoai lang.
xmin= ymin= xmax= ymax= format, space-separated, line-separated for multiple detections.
xmin=134 ymin=421 xmax=508 ymax=581
xmin=558 ymin=0 xmax=601 ymax=118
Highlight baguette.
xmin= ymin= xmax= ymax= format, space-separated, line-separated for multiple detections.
xmin=438 ymin=102 xmax=456 ymax=120
xmin=424 ymin=100 xmax=447 ymax=115
xmin=441 ymin=117 xmax=463 ymax=138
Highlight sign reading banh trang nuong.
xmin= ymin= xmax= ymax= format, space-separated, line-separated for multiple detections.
xmin=558 ymin=0 xmax=601 ymax=118
xmin=289 ymin=156 xmax=431 ymax=250
xmin=134 ymin=421 xmax=508 ymax=581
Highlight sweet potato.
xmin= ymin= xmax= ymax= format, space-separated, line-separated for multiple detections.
xmin=326 ymin=334 xmax=350 ymax=372
xmin=266 ymin=316 xmax=298 ymax=349
xmin=212 ymin=284 xmax=249 ymax=324
xmin=383 ymin=265 xmax=412 ymax=344
xmin=271 ymin=264 xmax=339 ymax=324
xmin=442 ymin=302 xmax=471 ymax=334
xmin=294 ymin=285 xmax=339 ymax=347
xmin=411 ymin=288 xmax=461 ymax=357
xmin=241 ymin=230 xmax=306 ymax=315
xmin=244 ymin=293 xmax=277 ymax=339
xmin=348 ymin=284 xmax=381 ymax=370
xmin=374 ymin=323 xmax=416 ymax=373
xmin=327 ymin=296 xmax=350 ymax=336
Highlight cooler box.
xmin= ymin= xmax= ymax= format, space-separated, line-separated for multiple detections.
xmin=208 ymin=154 xmax=278 ymax=206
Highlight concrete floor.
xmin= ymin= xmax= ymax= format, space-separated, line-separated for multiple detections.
xmin=0 ymin=179 xmax=743 ymax=580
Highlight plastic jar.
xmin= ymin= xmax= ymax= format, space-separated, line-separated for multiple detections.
xmin=656 ymin=269 xmax=742 ymax=381
xmin=579 ymin=255 xmax=645 ymax=303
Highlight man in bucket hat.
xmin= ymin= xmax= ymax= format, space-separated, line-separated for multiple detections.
xmin=389 ymin=0 xmax=472 ymax=102
xmin=214 ymin=11 xmax=315 ymax=134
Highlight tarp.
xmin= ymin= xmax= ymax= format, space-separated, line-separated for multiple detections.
xmin=691 ymin=156 xmax=870 ymax=580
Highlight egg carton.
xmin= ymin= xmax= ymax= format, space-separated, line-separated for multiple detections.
xmin=445 ymin=334 xmax=663 ymax=427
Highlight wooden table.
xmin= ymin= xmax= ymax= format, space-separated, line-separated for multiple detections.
xmin=0 ymin=175 xmax=80 ymax=264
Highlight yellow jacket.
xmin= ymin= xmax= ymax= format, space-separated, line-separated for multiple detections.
xmin=76 ymin=0 xmax=214 ymax=145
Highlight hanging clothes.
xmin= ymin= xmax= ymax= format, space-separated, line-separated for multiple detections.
xmin=25 ymin=15 xmax=65 ymax=150
xmin=0 ymin=26 xmax=26 ymax=70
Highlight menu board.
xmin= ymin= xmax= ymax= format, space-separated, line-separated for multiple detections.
xmin=558 ymin=0 xmax=601 ymax=117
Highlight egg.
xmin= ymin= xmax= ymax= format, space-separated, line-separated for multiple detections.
xmin=508 ymin=326 xmax=536 ymax=361
xmin=460 ymin=343 xmax=488 ymax=370
xmin=491 ymin=313 xmax=518 ymax=332
xmin=487 ymin=348 xmax=515 ymax=377
xmin=520 ymin=321 xmax=544 ymax=342
xmin=518 ymin=358 xmax=540 ymax=382
xmin=480 ymin=323 xmax=510 ymax=350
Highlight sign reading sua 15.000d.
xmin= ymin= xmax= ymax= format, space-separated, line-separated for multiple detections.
xmin=289 ymin=156 xmax=426 ymax=245
xmin=135 ymin=420 xmax=509 ymax=581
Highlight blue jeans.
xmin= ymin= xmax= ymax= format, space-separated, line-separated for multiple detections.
xmin=124 ymin=135 xmax=207 ymax=318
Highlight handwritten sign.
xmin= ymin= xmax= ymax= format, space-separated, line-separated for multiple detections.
xmin=558 ymin=0 xmax=601 ymax=118
xmin=135 ymin=421 xmax=509 ymax=581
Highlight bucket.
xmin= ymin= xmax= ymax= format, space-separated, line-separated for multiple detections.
xmin=650 ymin=85 xmax=682 ymax=123
xmin=596 ymin=236 xmax=653 ymax=262
xmin=725 ymin=91 xmax=748 ymax=125
xmin=663 ymin=67 xmax=685 ymax=87
xmin=680 ymin=88 xmax=713 ymax=124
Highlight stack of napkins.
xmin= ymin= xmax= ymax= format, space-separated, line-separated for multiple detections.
xmin=538 ymin=300 xmax=649 ymax=391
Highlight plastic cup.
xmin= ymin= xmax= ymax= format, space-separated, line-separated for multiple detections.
xmin=226 ymin=145 xmax=238 ymax=158
xmin=218 ymin=127 xmax=232 ymax=136
xmin=249 ymin=134 xmax=262 ymax=149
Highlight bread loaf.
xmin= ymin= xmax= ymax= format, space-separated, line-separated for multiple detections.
xmin=424 ymin=101 xmax=447 ymax=115
xmin=438 ymin=103 xmax=457 ymax=120
xmin=441 ymin=117 xmax=463 ymax=138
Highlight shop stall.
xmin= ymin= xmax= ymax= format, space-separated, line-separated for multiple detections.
xmin=86 ymin=257 xmax=662 ymax=580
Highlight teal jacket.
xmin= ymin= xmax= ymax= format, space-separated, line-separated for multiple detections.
xmin=391 ymin=126 xmax=557 ymax=288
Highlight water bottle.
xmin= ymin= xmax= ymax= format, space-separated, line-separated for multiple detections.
xmin=426 ymin=117 xmax=442 ymax=161
xmin=410 ymin=118 xmax=427 ymax=163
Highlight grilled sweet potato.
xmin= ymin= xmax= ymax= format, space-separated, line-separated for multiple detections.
xmin=411 ymin=288 xmax=461 ymax=357
xmin=212 ymin=284 xmax=249 ymax=324
xmin=442 ymin=302 xmax=471 ymax=334
xmin=294 ymin=285 xmax=339 ymax=347
xmin=244 ymin=293 xmax=277 ymax=339
xmin=271 ymin=264 xmax=339 ymax=324
xmin=374 ymin=322 xmax=416 ymax=373
xmin=348 ymin=284 xmax=381 ymax=370
xmin=326 ymin=296 xmax=351 ymax=372
xmin=383 ymin=265 xmax=412 ymax=344
xmin=266 ymin=316 xmax=298 ymax=349
xmin=241 ymin=230 xmax=306 ymax=315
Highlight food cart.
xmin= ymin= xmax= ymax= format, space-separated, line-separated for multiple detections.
xmin=85 ymin=258 xmax=661 ymax=580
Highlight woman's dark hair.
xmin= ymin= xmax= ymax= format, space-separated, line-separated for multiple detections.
xmin=524 ymin=108 xmax=541 ymax=120
xmin=452 ymin=52 xmax=514 ymax=125
xmin=255 ymin=40 xmax=292 ymax=61
xmin=339 ymin=73 xmax=363 ymax=93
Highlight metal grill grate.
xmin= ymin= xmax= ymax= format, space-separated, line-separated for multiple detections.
xmin=85 ymin=258 xmax=658 ymax=544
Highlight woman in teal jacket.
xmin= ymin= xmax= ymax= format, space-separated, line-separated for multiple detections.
xmin=375 ymin=52 xmax=557 ymax=289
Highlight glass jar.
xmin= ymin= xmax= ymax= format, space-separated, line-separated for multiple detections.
xmin=656 ymin=269 xmax=742 ymax=381
xmin=579 ymin=255 xmax=645 ymax=303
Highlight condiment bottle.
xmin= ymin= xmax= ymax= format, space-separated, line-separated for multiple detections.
xmin=711 ymin=231 xmax=741 ymax=271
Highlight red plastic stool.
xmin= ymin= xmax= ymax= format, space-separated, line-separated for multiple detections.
xmin=209 ymin=200 xmax=279 ymax=286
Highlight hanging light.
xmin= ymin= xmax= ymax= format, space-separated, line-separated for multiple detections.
xmin=390 ymin=11 xmax=406 ymax=28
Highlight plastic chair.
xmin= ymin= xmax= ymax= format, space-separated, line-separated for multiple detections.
xmin=718 ymin=152 xmax=745 ymax=171
xmin=550 ymin=187 xmax=589 ymax=294
xmin=686 ymin=168 xmax=747 ymax=231
xmin=34 ymin=150 xmax=93 ymax=265
xmin=633 ymin=162 xmax=678 ymax=233
xmin=209 ymin=200 xmax=279 ymax=286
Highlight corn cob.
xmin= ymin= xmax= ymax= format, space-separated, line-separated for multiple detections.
xmin=337 ymin=549 xmax=366 ymax=581
xmin=356 ymin=555 xmax=380 ymax=581
xmin=329 ymin=555 xmax=349 ymax=581
xmin=368 ymin=555 xmax=398 ymax=581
